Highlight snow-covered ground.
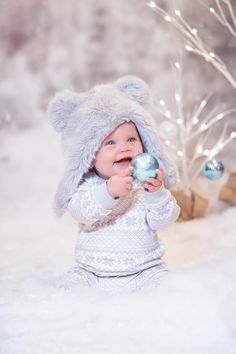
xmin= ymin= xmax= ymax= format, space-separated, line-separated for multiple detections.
xmin=1 ymin=122 xmax=236 ymax=354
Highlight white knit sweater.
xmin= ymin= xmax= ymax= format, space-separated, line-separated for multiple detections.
xmin=68 ymin=172 xmax=180 ymax=279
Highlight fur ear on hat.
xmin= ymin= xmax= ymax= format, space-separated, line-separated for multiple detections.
xmin=48 ymin=90 xmax=79 ymax=133
xmin=115 ymin=75 xmax=150 ymax=107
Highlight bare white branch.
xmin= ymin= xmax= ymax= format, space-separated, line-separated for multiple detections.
xmin=147 ymin=1 xmax=236 ymax=89
xmin=147 ymin=1 xmax=236 ymax=193
xmin=211 ymin=0 xmax=236 ymax=36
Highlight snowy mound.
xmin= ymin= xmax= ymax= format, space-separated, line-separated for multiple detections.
xmin=1 ymin=123 xmax=236 ymax=354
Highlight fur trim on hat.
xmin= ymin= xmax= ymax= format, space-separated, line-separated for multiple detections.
xmin=48 ymin=75 xmax=179 ymax=217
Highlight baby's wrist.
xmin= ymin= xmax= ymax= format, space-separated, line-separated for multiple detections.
xmin=106 ymin=179 xmax=119 ymax=199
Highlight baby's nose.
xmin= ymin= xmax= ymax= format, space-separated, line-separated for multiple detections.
xmin=120 ymin=144 xmax=131 ymax=152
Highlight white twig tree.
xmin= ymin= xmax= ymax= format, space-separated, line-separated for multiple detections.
xmin=147 ymin=0 xmax=236 ymax=194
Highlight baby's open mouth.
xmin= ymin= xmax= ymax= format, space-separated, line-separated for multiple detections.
xmin=114 ymin=157 xmax=132 ymax=165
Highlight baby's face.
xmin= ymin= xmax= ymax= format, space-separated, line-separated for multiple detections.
xmin=94 ymin=121 xmax=143 ymax=179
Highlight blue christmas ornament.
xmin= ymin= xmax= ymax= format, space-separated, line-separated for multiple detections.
xmin=131 ymin=153 xmax=159 ymax=181
xmin=204 ymin=159 xmax=224 ymax=180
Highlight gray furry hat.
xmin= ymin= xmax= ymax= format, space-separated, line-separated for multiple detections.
xmin=48 ymin=75 xmax=178 ymax=217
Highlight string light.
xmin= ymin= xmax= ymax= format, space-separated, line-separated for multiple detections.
xmin=164 ymin=15 xmax=171 ymax=22
xmin=192 ymin=117 xmax=199 ymax=124
xmin=203 ymin=149 xmax=210 ymax=156
xmin=209 ymin=52 xmax=215 ymax=58
xmin=177 ymin=150 xmax=183 ymax=156
xmin=174 ymin=9 xmax=181 ymax=16
xmin=175 ymin=93 xmax=180 ymax=102
xmin=165 ymin=111 xmax=171 ymax=118
xmin=177 ymin=118 xmax=183 ymax=124
xmin=197 ymin=145 xmax=203 ymax=153
xmin=216 ymin=113 xmax=223 ymax=120
xmin=192 ymin=28 xmax=197 ymax=35
xmin=209 ymin=7 xmax=215 ymax=13
xmin=200 ymin=100 xmax=206 ymax=107
xmin=159 ymin=100 xmax=165 ymax=106
xmin=148 ymin=1 xmax=156 ymax=8
xmin=165 ymin=140 xmax=170 ymax=145
xmin=211 ymin=148 xmax=218 ymax=155
xmin=231 ymin=131 xmax=236 ymax=138
xmin=175 ymin=62 xmax=181 ymax=69
xmin=185 ymin=45 xmax=193 ymax=51
xmin=201 ymin=123 xmax=208 ymax=130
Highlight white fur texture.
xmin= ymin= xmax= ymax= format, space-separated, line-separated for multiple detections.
xmin=48 ymin=75 xmax=179 ymax=217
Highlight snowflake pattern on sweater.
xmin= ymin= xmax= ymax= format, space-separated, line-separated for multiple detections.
xmin=64 ymin=172 xmax=180 ymax=292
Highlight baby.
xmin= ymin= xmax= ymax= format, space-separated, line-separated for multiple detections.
xmin=48 ymin=75 xmax=180 ymax=293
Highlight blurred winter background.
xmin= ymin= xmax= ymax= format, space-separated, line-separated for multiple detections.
xmin=1 ymin=1 xmax=236 ymax=353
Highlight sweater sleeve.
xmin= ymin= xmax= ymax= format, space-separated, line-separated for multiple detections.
xmin=68 ymin=180 xmax=119 ymax=226
xmin=143 ymin=185 xmax=180 ymax=231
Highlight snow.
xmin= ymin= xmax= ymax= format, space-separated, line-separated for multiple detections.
xmin=1 ymin=122 xmax=236 ymax=354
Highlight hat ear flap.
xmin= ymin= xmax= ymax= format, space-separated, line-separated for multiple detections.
xmin=115 ymin=75 xmax=151 ymax=107
xmin=48 ymin=90 xmax=79 ymax=133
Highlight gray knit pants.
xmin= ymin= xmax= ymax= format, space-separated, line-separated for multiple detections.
xmin=58 ymin=263 xmax=168 ymax=294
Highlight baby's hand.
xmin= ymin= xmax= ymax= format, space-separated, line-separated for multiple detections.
xmin=142 ymin=168 xmax=164 ymax=193
xmin=106 ymin=166 xmax=133 ymax=199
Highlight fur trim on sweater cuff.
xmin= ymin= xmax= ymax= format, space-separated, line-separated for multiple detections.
xmin=143 ymin=185 xmax=170 ymax=204
xmin=92 ymin=182 xmax=120 ymax=210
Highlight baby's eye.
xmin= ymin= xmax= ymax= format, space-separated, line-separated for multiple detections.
xmin=128 ymin=137 xmax=137 ymax=142
xmin=105 ymin=140 xmax=115 ymax=145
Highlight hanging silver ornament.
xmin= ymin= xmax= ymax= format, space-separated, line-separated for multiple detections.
xmin=204 ymin=159 xmax=224 ymax=180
